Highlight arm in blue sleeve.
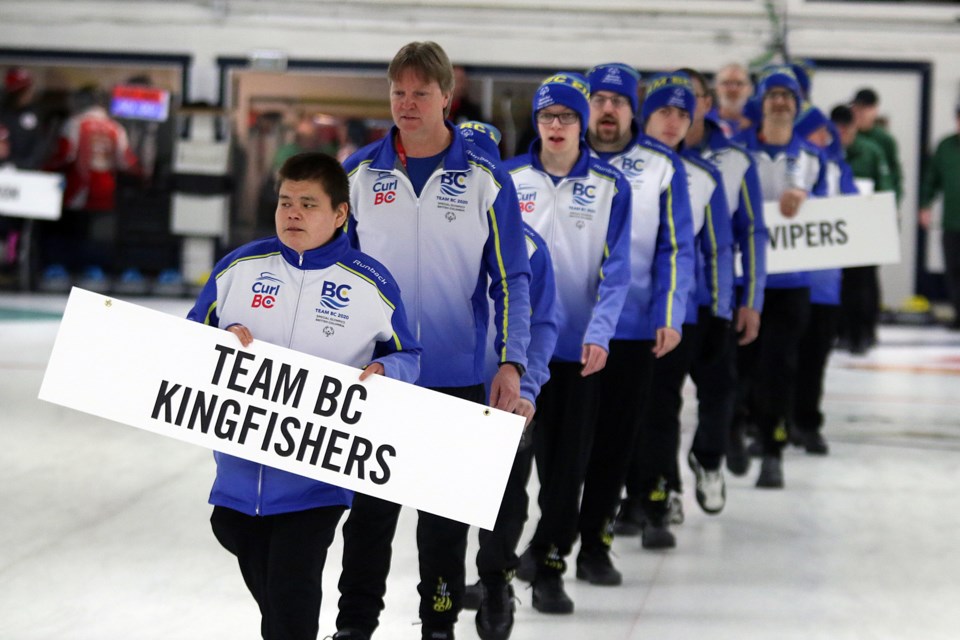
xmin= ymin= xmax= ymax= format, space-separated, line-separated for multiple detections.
xmin=371 ymin=277 xmax=422 ymax=385
xmin=186 ymin=265 xmax=223 ymax=327
xmin=652 ymin=160 xmax=696 ymax=334
xmin=484 ymin=169 xmax=532 ymax=369
xmin=811 ymin=152 xmax=829 ymax=197
xmin=520 ymin=235 xmax=559 ymax=404
xmin=583 ymin=175 xmax=632 ymax=350
xmin=839 ymin=160 xmax=859 ymax=195
xmin=702 ymin=179 xmax=735 ymax=320
xmin=734 ymin=158 xmax=767 ymax=311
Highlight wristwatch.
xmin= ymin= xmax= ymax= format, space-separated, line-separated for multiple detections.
xmin=501 ymin=361 xmax=526 ymax=378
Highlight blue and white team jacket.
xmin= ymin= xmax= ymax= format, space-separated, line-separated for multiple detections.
xmin=810 ymin=147 xmax=859 ymax=306
xmin=187 ymin=231 xmax=422 ymax=516
xmin=595 ymin=130 xmax=696 ymax=340
xmin=344 ymin=124 xmax=531 ymax=388
xmin=485 ymin=224 xmax=559 ymax=404
xmin=680 ymin=152 xmax=735 ymax=322
xmin=734 ymin=127 xmax=828 ymax=290
xmin=694 ymin=116 xmax=768 ymax=313
xmin=505 ymin=144 xmax=632 ymax=361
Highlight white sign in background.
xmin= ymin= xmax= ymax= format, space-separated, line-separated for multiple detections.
xmin=39 ymin=288 xmax=524 ymax=529
xmin=0 ymin=166 xmax=63 ymax=220
xmin=757 ymin=192 xmax=901 ymax=274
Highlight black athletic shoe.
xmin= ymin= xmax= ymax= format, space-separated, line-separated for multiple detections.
xmin=641 ymin=518 xmax=676 ymax=550
xmin=516 ymin=548 xmax=536 ymax=583
xmin=331 ymin=630 xmax=371 ymax=640
xmin=531 ymin=573 xmax=574 ymax=614
xmin=801 ymin=431 xmax=829 ymax=455
xmin=475 ymin=580 xmax=515 ymax=640
xmin=756 ymin=456 xmax=784 ymax=488
xmin=462 ymin=579 xmax=483 ymax=611
xmin=612 ymin=498 xmax=644 ymax=536
xmin=726 ymin=430 xmax=751 ymax=476
xmin=422 ymin=626 xmax=455 ymax=640
xmin=575 ymin=547 xmax=622 ymax=586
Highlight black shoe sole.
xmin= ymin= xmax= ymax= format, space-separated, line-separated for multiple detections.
xmin=575 ymin=566 xmax=622 ymax=586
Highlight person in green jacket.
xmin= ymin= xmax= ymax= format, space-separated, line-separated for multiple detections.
xmin=851 ymin=88 xmax=902 ymax=205
xmin=919 ymin=106 xmax=960 ymax=330
xmin=833 ymin=104 xmax=895 ymax=352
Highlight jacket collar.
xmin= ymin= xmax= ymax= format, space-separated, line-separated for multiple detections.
xmin=527 ymin=139 xmax=592 ymax=179
xmin=368 ymin=122 xmax=470 ymax=173
xmin=278 ymin=230 xmax=350 ymax=270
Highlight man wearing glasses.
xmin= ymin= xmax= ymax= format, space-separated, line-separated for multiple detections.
xmin=715 ymin=63 xmax=755 ymax=138
xmin=508 ymin=72 xmax=632 ymax=615
xmin=576 ymin=63 xmax=695 ymax=574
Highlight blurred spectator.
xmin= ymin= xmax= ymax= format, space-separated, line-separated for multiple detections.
xmin=448 ymin=65 xmax=483 ymax=124
xmin=0 ymin=67 xmax=49 ymax=283
xmin=714 ymin=63 xmax=754 ymax=137
xmin=271 ymin=116 xmax=321 ymax=174
xmin=851 ymin=88 xmax=903 ymax=204
xmin=41 ymin=85 xmax=140 ymax=285
xmin=919 ymin=104 xmax=960 ymax=329
xmin=336 ymin=118 xmax=368 ymax=163
xmin=0 ymin=67 xmax=48 ymax=169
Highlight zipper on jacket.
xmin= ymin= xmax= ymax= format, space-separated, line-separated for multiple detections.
xmin=255 ymin=465 xmax=264 ymax=515
xmin=287 ymin=260 xmax=307 ymax=348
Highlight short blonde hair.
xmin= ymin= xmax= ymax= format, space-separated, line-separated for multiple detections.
xmin=388 ymin=41 xmax=455 ymax=108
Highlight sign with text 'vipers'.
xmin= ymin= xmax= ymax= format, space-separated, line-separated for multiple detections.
xmin=761 ymin=192 xmax=900 ymax=274
xmin=38 ymin=289 xmax=523 ymax=529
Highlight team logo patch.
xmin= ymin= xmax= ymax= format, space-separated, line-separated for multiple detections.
xmin=572 ymin=183 xmax=596 ymax=207
xmin=373 ymin=173 xmax=398 ymax=206
xmin=320 ymin=280 xmax=352 ymax=310
xmin=251 ymin=272 xmax=283 ymax=308
xmin=439 ymin=173 xmax=468 ymax=197
xmin=620 ymin=157 xmax=645 ymax=179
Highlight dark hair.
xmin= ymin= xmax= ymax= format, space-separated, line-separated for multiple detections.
xmin=852 ymin=88 xmax=879 ymax=107
xmin=678 ymin=67 xmax=713 ymax=103
xmin=277 ymin=152 xmax=350 ymax=211
xmin=830 ymin=104 xmax=854 ymax=126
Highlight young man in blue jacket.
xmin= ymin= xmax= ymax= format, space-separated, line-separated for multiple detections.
xmin=187 ymin=151 xmax=422 ymax=640
xmin=458 ymin=120 xmax=560 ymax=640
xmin=507 ymin=72 xmax=632 ymax=614
xmin=335 ymin=42 xmax=531 ymax=640
xmin=621 ymin=72 xmax=735 ymax=549
xmin=571 ymin=62 xmax=695 ymax=585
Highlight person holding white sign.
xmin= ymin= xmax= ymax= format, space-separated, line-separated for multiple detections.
xmin=791 ymin=104 xmax=858 ymax=456
xmin=506 ymin=71 xmax=633 ymax=608
xmin=731 ymin=66 xmax=827 ymax=488
xmin=186 ymin=151 xmax=422 ymax=640
xmin=337 ymin=42 xmax=531 ymax=640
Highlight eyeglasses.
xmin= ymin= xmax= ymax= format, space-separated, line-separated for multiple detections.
xmin=590 ymin=94 xmax=631 ymax=109
xmin=536 ymin=111 xmax=579 ymax=125
xmin=718 ymin=80 xmax=748 ymax=88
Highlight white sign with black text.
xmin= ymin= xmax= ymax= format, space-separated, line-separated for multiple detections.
xmin=39 ymin=288 xmax=524 ymax=529
xmin=760 ymin=192 xmax=900 ymax=274
xmin=0 ymin=166 xmax=63 ymax=220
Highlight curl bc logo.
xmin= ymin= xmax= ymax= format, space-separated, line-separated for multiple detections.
xmin=373 ymin=174 xmax=398 ymax=205
xmin=251 ymin=272 xmax=283 ymax=308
